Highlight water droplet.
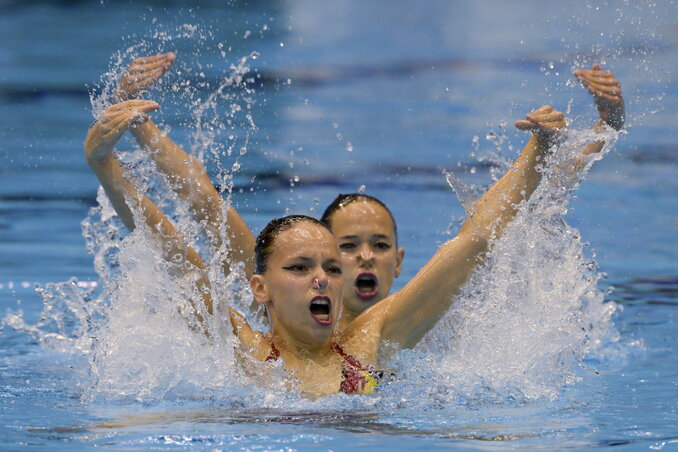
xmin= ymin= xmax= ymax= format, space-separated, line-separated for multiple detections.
xmin=345 ymin=142 xmax=353 ymax=152
xmin=358 ymin=185 xmax=366 ymax=193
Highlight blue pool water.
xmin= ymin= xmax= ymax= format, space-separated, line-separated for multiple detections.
xmin=1 ymin=1 xmax=677 ymax=450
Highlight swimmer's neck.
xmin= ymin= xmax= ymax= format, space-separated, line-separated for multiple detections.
xmin=269 ymin=328 xmax=334 ymax=364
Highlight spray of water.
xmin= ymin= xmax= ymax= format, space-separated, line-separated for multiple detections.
xmin=2 ymin=22 xmax=629 ymax=406
xmin=417 ymin=127 xmax=622 ymax=403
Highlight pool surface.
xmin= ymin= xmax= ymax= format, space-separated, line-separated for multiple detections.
xmin=1 ymin=1 xmax=677 ymax=450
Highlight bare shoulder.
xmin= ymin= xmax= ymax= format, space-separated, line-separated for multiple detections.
xmin=338 ymin=303 xmax=388 ymax=363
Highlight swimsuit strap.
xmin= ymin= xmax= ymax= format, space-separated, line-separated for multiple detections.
xmin=265 ymin=336 xmax=280 ymax=362
xmin=331 ymin=342 xmax=366 ymax=371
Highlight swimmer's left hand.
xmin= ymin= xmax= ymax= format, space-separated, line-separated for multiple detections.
xmin=85 ymin=100 xmax=160 ymax=164
xmin=515 ymin=105 xmax=566 ymax=147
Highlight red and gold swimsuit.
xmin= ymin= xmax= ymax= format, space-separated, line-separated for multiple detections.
xmin=265 ymin=340 xmax=385 ymax=395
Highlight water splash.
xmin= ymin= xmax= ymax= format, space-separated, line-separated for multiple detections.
xmin=444 ymin=170 xmax=477 ymax=217
xmin=4 ymin=21 xmax=630 ymax=406
xmin=418 ymin=127 xmax=622 ymax=403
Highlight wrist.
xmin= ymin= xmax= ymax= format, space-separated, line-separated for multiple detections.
xmin=532 ymin=133 xmax=552 ymax=152
xmin=86 ymin=146 xmax=116 ymax=167
xmin=114 ymin=89 xmax=133 ymax=102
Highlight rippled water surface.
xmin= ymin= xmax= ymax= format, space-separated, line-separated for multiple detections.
xmin=1 ymin=1 xmax=677 ymax=450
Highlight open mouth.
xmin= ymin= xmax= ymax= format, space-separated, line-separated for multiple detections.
xmin=309 ymin=296 xmax=332 ymax=325
xmin=355 ymin=273 xmax=379 ymax=300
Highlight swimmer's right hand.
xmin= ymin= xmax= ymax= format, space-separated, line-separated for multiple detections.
xmin=84 ymin=100 xmax=160 ymax=164
xmin=115 ymin=52 xmax=176 ymax=101
xmin=514 ymin=105 xmax=566 ymax=148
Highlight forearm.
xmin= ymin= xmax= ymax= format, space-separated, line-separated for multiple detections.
xmin=88 ymin=155 xmax=206 ymax=270
xmin=468 ymin=134 xmax=548 ymax=240
xmin=372 ymin=136 xmax=549 ymax=348
xmin=130 ymin=120 xmax=255 ymax=276
xmin=130 ymin=120 xmax=216 ymax=203
xmin=88 ymin=154 xmax=214 ymax=314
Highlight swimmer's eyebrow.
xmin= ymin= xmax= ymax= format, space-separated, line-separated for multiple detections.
xmin=338 ymin=234 xmax=392 ymax=240
xmin=286 ymin=256 xmax=339 ymax=264
xmin=338 ymin=235 xmax=360 ymax=240
xmin=286 ymin=256 xmax=314 ymax=262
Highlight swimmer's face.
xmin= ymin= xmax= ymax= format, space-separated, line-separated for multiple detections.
xmin=328 ymin=200 xmax=404 ymax=318
xmin=250 ymin=222 xmax=343 ymax=345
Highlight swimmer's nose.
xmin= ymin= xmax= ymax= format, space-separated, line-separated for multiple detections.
xmin=358 ymin=245 xmax=374 ymax=266
xmin=312 ymin=277 xmax=329 ymax=291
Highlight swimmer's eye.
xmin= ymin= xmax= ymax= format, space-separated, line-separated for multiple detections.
xmin=283 ymin=264 xmax=308 ymax=272
xmin=339 ymin=242 xmax=357 ymax=251
xmin=326 ymin=265 xmax=343 ymax=275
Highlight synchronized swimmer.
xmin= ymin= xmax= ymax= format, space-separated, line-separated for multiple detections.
xmin=84 ymin=53 xmax=624 ymax=397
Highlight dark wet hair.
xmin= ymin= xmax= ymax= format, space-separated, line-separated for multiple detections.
xmin=320 ymin=193 xmax=398 ymax=245
xmin=254 ymin=215 xmax=332 ymax=275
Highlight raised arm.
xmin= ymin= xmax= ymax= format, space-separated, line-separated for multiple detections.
xmin=116 ymin=53 xmax=255 ymax=277
xmin=84 ymin=100 xmax=214 ymax=316
xmin=350 ymin=106 xmax=566 ymax=350
xmin=574 ymin=64 xmax=625 ymax=133
xmin=571 ymin=64 xmax=625 ymax=159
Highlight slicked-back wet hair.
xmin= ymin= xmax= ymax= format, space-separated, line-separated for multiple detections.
xmin=254 ymin=215 xmax=332 ymax=275
xmin=320 ymin=193 xmax=398 ymax=246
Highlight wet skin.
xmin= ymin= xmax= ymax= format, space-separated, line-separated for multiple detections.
xmin=250 ymin=222 xmax=344 ymax=348
xmin=328 ymin=201 xmax=404 ymax=327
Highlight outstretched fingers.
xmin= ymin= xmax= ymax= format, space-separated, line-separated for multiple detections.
xmin=515 ymin=106 xmax=565 ymax=132
xmin=86 ymin=100 xmax=161 ymax=165
xmin=127 ymin=53 xmax=175 ymax=75
xmin=574 ymin=65 xmax=622 ymax=101
xmin=573 ymin=64 xmax=625 ymax=130
xmin=118 ymin=52 xmax=176 ymax=100
xmin=515 ymin=105 xmax=566 ymax=148
xmin=104 ymin=99 xmax=159 ymax=115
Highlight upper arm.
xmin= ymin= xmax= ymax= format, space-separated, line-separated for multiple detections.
xmin=357 ymin=229 xmax=488 ymax=349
